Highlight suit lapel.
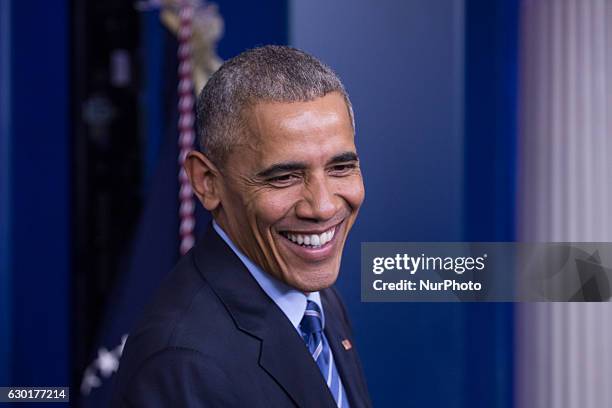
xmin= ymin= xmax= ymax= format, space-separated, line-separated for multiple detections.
xmin=322 ymin=289 xmax=370 ymax=408
xmin=258 ymin=313 xmax=337 ymax=408
xmin=193 ymin=225 xmax=337 ymax=407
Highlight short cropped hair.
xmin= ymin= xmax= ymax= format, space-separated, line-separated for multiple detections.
xmin=195 ymin=45 xmax=354 ymax=165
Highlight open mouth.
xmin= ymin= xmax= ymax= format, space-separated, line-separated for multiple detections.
xmin=279 ymin=224 xmax=338 ymax=249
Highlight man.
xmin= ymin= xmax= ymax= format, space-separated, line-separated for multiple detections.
xmin=111 ymin=45 xmax=371 ymax=407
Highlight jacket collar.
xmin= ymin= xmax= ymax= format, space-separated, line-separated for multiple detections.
xmin=193 ymin=224 xmax=338 ymax=407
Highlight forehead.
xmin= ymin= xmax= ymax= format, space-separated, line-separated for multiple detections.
xmin=243 ymin=92 xmax=355 ymax=163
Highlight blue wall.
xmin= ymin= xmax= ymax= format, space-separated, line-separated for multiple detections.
xmin=291 ymin=0 xmax=517 ymax=406
xmin=0 ymin=0 xmax=13 ymax=387
xmin=292 ymin=1 xmax=467 ymax=406
xmin=1 ymin=0 xmax=71 ymax=388
xmin=463 ymin=1 xmax=519 ymax=405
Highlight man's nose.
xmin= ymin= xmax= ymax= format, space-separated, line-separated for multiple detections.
xmin=295 ymin=175 xmax=339 ymax=221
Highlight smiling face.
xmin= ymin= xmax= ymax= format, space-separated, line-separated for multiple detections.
xmin=211 ymin=92 xmax=364 ymax=292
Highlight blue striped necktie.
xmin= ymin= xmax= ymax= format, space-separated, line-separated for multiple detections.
xmin=299 ymin=300 xmax=349 ymax=408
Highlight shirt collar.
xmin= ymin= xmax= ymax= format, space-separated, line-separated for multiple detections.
xmin=212 ymin=220 xmax=325 ymax=331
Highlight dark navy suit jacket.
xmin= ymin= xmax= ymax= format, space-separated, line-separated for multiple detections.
xmin=111 ymin=225 xmax=372 ymax=407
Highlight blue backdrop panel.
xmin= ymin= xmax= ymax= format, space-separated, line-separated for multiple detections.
xmin=292 ymin=1 xmax=468 ymax=406
xmin=463 ymin=1 xmax=519 ymax=406
xmin=214 ymin=0 xmax=287 ymax=60
xmin=7 ymin=0 xmax=70 ymax=392
xmin=464 ymin=0 xmax=519 ymax=242
xmin=292 ymin=0 xmax=519 ymax=406
xmin=0 ymin=0 xmax=13 ymax=387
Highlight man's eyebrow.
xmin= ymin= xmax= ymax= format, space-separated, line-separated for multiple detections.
xmin=328 ymin=152 xmax=359 ymax=164
xmin=256 ymin=162 xmax=308 ymax=178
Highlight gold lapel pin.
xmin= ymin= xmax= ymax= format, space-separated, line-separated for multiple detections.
xmin=341 ymin=339 xmax=352 ymax=350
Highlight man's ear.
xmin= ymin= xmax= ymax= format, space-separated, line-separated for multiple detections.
xmin=184 ymin=151 xmax=222 ymax=211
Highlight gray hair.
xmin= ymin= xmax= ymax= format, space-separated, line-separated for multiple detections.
xmin=195 ymin=45 xmax=354 ymax=165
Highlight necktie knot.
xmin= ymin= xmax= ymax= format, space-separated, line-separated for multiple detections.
xmin=300 ymin=300 xmax=323 ymax=336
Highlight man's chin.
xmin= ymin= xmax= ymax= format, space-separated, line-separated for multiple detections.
xmin=284 ymin=268 xmax=339 ymax=293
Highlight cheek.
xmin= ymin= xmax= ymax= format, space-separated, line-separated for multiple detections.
xmin=248 ymin=190 xmax=298 ymax=228
xmin=335 ymin=175 xmax=365 ymax=210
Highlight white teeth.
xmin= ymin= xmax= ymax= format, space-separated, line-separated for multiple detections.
xmin=282 ymin=227 xmax=336 ymax=247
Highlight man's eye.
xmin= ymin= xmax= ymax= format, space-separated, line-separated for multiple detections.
xmin=268 ymin=174 xmax=299 ymax=185
xmin=330 ymin=163 xmax=357 ymax=174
